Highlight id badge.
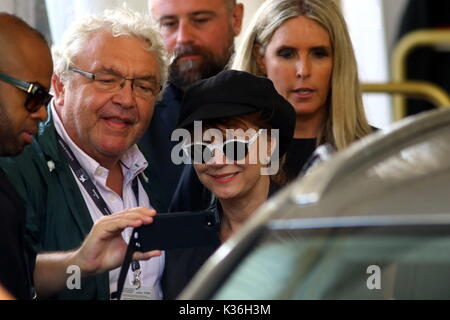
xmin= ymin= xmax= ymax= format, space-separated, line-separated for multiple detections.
xmin=120 ymin=285 xmax=156 ymax=300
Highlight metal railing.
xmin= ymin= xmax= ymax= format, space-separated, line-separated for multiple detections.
xmin=392 ymin=29 xmax=450 ymax=120
xmin=362 ymin=81 xmax=450 ymax=116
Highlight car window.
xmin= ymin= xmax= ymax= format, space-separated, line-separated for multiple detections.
xmin=213 ymin=225 xmax=450 ymax=299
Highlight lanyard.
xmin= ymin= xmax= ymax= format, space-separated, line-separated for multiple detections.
xmin=56 ymin=133 xmax=141 ymax=215
xmin=56 ymin=133 xmax=142 ymax=295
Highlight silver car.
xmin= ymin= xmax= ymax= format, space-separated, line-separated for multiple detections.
xmin=180 ymin=108 xmax=450 ymax=300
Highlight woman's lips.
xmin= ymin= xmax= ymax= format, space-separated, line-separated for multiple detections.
xmin=210 ymin=172 xmax=240 ymax=184
xmin=292 ymin=88 xmax=315 ymax=100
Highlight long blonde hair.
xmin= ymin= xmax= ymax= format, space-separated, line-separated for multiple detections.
xmin=232 ymin=0 xmax=372 ymax=150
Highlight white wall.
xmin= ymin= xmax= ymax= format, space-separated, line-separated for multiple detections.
xmin=236 ymin=0 xmax=266 ymax=46
xmin=0 ymin=0 xmax=39 ymax=27
xmin=45 ymin=0 xmax=148 ymax=46
xmin=342 ymin=0 xmax=392 ymax=128
xmin=45 ymin=0 xmax=264 ymax=48
xmin=383 ymin=0 xmax=409 ymax=56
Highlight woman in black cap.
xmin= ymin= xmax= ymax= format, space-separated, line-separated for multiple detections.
xmin=163 ymin=70 xmax=295 ymax=299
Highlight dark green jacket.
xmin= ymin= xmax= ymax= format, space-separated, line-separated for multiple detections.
xmin=0 ymin=112 xmax=168 ymax=300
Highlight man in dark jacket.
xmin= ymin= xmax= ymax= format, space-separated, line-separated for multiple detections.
xmin=0 ymin=13 xmax=160 ymax=300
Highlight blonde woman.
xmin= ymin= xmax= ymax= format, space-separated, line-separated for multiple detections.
xmin=232 ymin=0 xmax=373 ymax=181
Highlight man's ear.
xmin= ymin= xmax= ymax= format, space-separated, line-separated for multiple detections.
xmin=51 ymin=74 xmax=65 ymax=107
xmin=253 ymin=44 xmax=267 ymax=75
xmin=231 ymin=3 xmax=244 ymax=36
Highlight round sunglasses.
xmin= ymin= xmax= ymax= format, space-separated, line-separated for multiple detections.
xmin=0 ymin=72 xmax=53 ymax=113
xmin=182 ymin=130 xmax=263 ymax=164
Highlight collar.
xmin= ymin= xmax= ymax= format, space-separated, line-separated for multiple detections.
xmin=35 ymin=103 xmax=62 ymax=162
xmin=165 ymin=82 xmax=184 ymax=102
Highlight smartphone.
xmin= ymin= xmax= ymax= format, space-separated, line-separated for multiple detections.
xmin=131 ymin=210 xmax=219 ymax=251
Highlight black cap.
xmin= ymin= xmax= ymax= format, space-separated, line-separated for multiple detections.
xmin=176 ymin=70 xmax=296 ymax=156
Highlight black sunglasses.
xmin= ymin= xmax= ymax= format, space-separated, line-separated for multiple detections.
xmin=0 ymin=72 xmax=53 ymax=113
xmin=182 ymin=130 xmax=262 ymax=164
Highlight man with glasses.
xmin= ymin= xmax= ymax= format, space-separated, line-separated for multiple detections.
xmin=0 ymin=9 xmax=168 ymax=300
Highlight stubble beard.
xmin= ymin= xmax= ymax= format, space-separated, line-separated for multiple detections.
xmin=168 ymin=33 xmax=235 ymax=89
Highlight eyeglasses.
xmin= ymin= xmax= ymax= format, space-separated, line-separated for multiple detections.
xmin=0 ymin=72 xmax=53 ymax=113
xmin=69 ymin=66 xmax=162 ymax=99
xmin=183 ymin=130 xmax=263 ymax=164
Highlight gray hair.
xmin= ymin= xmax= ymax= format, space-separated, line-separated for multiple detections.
xmin=53 ymin=7 xmax=168 ymax=96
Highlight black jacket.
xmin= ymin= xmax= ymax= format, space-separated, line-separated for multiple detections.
xmin=140 ymin=83 xmax=186 ymax=206
xmin=0 ymin=168 xmax=35 ymax=300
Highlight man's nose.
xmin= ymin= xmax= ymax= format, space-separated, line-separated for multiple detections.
xmin=112 ymin=79 xmax=135 ymax=108
xmin=31 ymin=104 xmax=48 ymax=122
xmin=176 ymin=20 xmax=196 ymax=45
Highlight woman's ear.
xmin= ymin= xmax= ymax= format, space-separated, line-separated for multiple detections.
xmin=51 ymin=74 xmax=65 ymax=107
xmin=253 ymin=44 xmax=267 ymax=76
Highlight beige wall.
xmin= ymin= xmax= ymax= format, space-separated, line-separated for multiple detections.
xmin=382 ymin=0 xmax=408 ymax=55
xmin=236 ymin=0 xmax=266 ymax=46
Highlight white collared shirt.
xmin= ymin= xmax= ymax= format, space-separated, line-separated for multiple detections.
xmin=51 ymin=104 xmax=164 ymax=299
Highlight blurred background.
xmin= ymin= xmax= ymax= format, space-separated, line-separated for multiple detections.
xmin=1 ymin=0 xmax=449 ymax=129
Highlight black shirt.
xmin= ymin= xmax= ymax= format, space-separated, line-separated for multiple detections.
xmin=283 ymin=138 xmax=317 ymax=181
xmin=0 ymin=168 xmax=35 ymax=299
